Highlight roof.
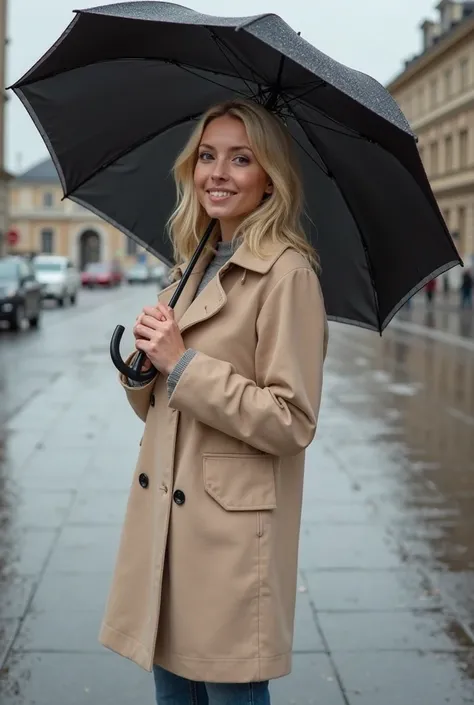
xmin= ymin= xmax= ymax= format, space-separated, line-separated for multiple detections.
xmin=388 ymin=2 xmax=474 ymax=89
xmin=16 ymin=157 xmax=59 ymax=184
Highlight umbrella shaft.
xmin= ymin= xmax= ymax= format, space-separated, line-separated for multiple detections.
xmin=130 ymin=219 xmax=217 ymax=376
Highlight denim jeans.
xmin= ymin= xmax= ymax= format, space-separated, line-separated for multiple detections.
xmin=153 ymin=665 xmax=271 ymax=705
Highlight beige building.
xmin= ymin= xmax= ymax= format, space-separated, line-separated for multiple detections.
xmin=0 ymin=0 xmax=11 ymax=256
xmin=9 ymin=157 xmax=153 ymax=270
xmin=387 ymin=0 xmax=474 ymax=280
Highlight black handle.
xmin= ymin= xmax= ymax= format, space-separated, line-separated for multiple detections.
xmin=110 ymin=326 xmax=157 ymax=382
xmin=109 ymin=219 xmax=216 ymax=382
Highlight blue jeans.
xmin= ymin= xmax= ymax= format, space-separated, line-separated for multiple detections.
xmin=153 ymin=665 xmax=271 ymax=705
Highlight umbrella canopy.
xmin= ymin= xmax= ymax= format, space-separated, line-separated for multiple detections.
xmin=11 ymin=1 xmax=461 ymax=332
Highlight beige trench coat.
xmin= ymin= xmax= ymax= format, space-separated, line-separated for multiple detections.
xmin=99 ymin=238 xmax=328 ymax=683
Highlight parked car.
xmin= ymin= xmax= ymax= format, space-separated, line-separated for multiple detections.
xmin=0 ymin=256 xmax=42 ymax=331
xmin=33 ymin=254 xmax=81 ymax=306
xmin=125 ymin=264 xmax=150 ymax=284
xmin=81 ymin=261 xmax=123 ymax=287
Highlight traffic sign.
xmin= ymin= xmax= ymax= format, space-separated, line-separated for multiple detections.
xmin=6 ymin=229 xmax=19 ymax=246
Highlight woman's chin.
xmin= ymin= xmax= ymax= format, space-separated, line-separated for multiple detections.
xmin=205 ymin=205 xmax=235 ymax=219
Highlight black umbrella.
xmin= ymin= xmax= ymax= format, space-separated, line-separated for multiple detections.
xmin=11 ymin=1 xmax=461 ymax=382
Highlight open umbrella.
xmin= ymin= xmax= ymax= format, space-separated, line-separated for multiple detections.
xmin=10 ymin=1 xmax=461 ymax=382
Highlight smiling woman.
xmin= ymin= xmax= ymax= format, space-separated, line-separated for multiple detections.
xmin=100 ymin=97 xmax=328 ymax=703
xmin=167 ymin=99 xmax=319 ymax=272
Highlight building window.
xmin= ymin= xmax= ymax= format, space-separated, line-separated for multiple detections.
xmin=430 ymin=77 xmax=438 ymax=108
xmin=417 ymin=86 xmax=425 ymax=116
xmin=430 ymin=141 xmax=439 ymax=175
xmin=459 ymin=129 xmax=469 ymax=168
xmin=460 ymin=58 xmax=470 ymax=90
xmin=126 ymin=237 xmax=138 ymax=256
xmin=458 ymin=206 xmax=466 ymax=250
xmin=444 ymin=135 xmax=453 ymax=172
xmin=43 ymin=191 xmax=54 ymax=208
xmin=444 ymin=68 xmax=453 ymax=99
xmin=40 ymin=228 xmax=54 ymax=254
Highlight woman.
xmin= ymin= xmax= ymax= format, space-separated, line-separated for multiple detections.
xmin=99 ymin=99 xmax=328 ymax=704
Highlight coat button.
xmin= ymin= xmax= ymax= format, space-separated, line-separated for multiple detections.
xmin=138 ymin=473 xmax=149 ymax=489
xmin=173 ymin=489 xmax=185 ymax=505
xmin=150 ymin=394 xmax=155 ymax=407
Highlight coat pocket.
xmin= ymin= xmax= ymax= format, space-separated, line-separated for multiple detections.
xmin=203 ymin=453 xmax=277 ymax=511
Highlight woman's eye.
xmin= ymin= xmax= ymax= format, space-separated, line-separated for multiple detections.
xmin=199 ymin=152 xmax=213 ymax=161
xmin=234 ymin=155 xmax=250 ymax=165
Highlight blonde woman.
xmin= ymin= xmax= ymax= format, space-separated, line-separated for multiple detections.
xmin=99 ymin=99 xmax=328 ymax=705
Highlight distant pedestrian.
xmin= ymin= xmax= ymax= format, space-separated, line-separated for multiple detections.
xmin=460 ymin=269 xmax=473 ymax=309
xmin=425 ymin=278 xmax=437 ymax=306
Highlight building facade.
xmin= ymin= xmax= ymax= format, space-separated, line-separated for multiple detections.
xmin=387 ymin=0 xmax=474 ymax=281
xmin=8 ymin=158 xmax=153 ymax=270
xmin=0 ymin=0 xmax=11 ymax=256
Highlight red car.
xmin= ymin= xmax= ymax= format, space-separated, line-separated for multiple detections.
xmin=81 ymin=262 xmax=123 ymax=288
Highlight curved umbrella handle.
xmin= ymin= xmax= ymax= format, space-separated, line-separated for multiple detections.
xmin=110 ymin=325 xmax=157 ymax=383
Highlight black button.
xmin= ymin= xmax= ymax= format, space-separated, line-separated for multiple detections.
xmin=138 ymin=473 xmax=149 ymax=489
xmin=173 ymin=489 xmax=185 ymax=505
xmin=150 ymin=394 xmax=155 ymax=407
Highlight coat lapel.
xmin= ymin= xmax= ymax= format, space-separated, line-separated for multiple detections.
xmin=177 ymin=271 xmax=227 ymax=334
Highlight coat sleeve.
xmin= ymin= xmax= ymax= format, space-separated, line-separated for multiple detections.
xmin=168 ymin=266 xmax=328 ymax=456
xmin=118 ymin=352 xmax=158 ymax=422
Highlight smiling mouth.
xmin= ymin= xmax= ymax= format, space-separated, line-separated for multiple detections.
xmin=207 ymin=190 xmax=236 ymax=200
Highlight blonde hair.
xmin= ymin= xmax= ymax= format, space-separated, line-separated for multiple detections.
xmin=167 ymin=99 xmax=319 ymax=274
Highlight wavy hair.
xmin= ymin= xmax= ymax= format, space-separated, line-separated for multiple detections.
xmin=167 ymin=98 xmax=319 ymax=274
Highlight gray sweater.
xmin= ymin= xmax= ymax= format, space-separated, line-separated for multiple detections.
xmin=129 ymin=238 xmax=239 ymax=396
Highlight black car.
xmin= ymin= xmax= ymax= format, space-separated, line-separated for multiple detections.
xmin=0 ymin=256 xmax=43 ymax=331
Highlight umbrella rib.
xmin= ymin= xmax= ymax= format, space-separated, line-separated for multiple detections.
xmin=208 ymin=33 xmax=268 ymax=86
xmin=283 ymin=100 xmax=382 ymax=332
xmin=284 ymin=98 xmax=364 ymax=140
xmin=282 ymin=109 xmax=364 ymax=140
xmin=209 ymin=31 xmax=260 ymax=98
xmin=173 ymin=62 xmax=256 ymax=99
xmin=282 ymin=116 xmax=330 ymax=178
xmin=284 ymin=81 xmax=326 ymax=104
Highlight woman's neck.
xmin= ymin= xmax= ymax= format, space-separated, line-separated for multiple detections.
xmin=218 ymin=218 xmax=243 ymax=243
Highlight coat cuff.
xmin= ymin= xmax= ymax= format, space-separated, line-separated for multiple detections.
xmin=167 ymin=349 xmax=197 ymax=398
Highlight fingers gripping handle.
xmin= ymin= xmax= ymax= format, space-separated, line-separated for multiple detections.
xmin=110 ymin=325 xmax=156 ymax=383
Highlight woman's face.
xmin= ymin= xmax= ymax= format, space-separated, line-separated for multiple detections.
xmin=194 ymin=115 xmax=272 ymax=232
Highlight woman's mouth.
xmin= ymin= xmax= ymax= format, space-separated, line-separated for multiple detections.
xmin=207 ymin=190 xmax=236 ymax=202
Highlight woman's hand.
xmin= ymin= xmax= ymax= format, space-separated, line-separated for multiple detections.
xmin=134 ymin=303 xmax=186 ymax=376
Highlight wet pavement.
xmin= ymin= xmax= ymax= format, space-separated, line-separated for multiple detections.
xmin=0 ymin=285 xmax=474 ymax=703
xmin=395 ymin=292 xmax=474 ymax=347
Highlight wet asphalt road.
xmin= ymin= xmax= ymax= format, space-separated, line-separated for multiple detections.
xmin=1 ymin=285 xmax=474 ymax=704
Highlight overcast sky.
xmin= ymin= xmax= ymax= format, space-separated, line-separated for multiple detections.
xmin=5 ymin=0 xmax=438 ymax=173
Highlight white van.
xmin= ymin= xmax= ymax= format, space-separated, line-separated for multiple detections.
xmin=33 ymin=255 xmax=81 ymax=306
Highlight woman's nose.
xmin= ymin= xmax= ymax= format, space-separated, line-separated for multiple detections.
xmin=210 ymin=160 xmax=228 ymax=180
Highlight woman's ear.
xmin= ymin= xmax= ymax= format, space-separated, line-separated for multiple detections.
xmin=265 ymin=181 xmax=273 ymax=195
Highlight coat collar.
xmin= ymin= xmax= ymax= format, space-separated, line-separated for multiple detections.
xmin=161 ymin=238 xmax=291 ymax=335
xmin=175 ymin=238 xmax=290 ymax=278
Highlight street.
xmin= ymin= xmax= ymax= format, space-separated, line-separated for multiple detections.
xmin=1 ymin=285 xmax=474 ymax=704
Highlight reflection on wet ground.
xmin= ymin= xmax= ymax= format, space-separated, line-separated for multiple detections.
xmin=327 ymin=321 xmax=474 ymax=636
xmin=399 ymin=295 xmax=474 ymax=341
